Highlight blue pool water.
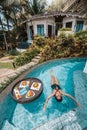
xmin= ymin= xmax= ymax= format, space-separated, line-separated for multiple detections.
xmin=0 ymin=58 xmax=86 ymax=130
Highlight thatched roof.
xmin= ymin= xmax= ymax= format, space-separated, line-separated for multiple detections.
xmin=27 ymin=11 xmax=84 ymax=21
xmin=21 ymin=11 xmax=85 ymax=24
xmin=63 ymin=0 xmax=87 ymax=18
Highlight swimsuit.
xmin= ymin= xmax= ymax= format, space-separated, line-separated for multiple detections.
xmin=51 ymin=84 xmax=62 ymax=102
xmin=51 ymin=84 xmax=61 ymax=90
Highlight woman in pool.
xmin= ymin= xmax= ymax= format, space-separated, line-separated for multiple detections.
xmin=43 ymin=70 xmax=80 ymax=110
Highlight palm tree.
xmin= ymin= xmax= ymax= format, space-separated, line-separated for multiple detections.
xmin=0 ymin=0 xmax=30 ymax=50
xmin=48 ymin=0 xmax=67 ymax=12
xmin=29 ymin=0 xmax=46 ymax=15
xmin=0 ymin=0 xmax=30 ymax=27
xmin=0 ymin=16 xmax=8 ymax=51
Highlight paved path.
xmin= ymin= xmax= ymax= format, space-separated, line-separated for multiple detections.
xmin=0 ymin=56 xmax=13 ymax=63
xmin=0 ymin=54 xmax=41 ymax=83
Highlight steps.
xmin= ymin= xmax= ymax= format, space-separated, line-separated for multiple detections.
xmin=31 ymin=54 xmax=41 ymax=63
xmin=1 ymin=120 xmax=20 ymax=130
xmin=33 ymin=110 xmax=87 ymax=130
xmin=34 ymin=70 xmax=87 ymax=130
xmin=11 ymin=104 xmax=34 ymax=130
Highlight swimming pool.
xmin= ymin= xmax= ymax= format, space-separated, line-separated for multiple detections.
xmin=0 ymin=58 xmax=86 ymax=130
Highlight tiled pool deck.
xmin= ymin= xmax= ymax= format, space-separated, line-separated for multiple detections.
xmin=33 ymin=71 xmax=87 ymax=130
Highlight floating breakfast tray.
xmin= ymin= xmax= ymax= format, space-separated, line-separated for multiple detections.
xmin=11 ymin=78 xmax=43 ymax=103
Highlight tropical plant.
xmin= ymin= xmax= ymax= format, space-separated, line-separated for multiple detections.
xmin=47 ymin=0 xmax=67 ymax=12
xmin=8 ymin=49 xmax=20 ymax=56
xmin=0 ymin=0 xmax=30 ymax=51
xmin=59 ymin=28 xmax=72 ymax=31
xmin=28 ymin=0 xmax=46 ymax=15
xmin=14 ymin=45 xmax=40 ymax=66
xmin=75 ymin=30 xmax=87 ymax=44
xmin=34 ymin=35 xmax=47 ymax=47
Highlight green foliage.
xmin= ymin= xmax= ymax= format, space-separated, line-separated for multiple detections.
xmin=0 ymin=62 xmax=14 ymax=69
xmin=8 ymin=49 xmax=20 ymax=56
xmin=75 ymin=30 xmax=87 ymax=37
xmin=9 ymin=56 xmax=16 ymax=60
xmin=40 ymin=33 xmax=87 ymax=62
xmin=14 ymin=45 xmax=40 ymax=66
xmin=0 ymin=51 xmax=4 ymax=58
xmin=58 ymin=32 xmax=67 ymax=39
xmin=75 ymin=30 xmax=87 ymax=44
xmin=67 ymin=34 xmax=75 ymax=44
xmin=34 ymin=35 xmax=46 ymax=47
xmin=0 ymin=66 xmax=31 ymax=93
xmin=29 ymin=0 xmax=46 ymax=15
xmin=59 ymin=28 xmax=72 ymax=31
xmin=56 ymin=33 xmax=75 ymax=47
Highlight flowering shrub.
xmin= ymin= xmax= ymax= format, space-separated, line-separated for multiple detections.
xmin=14 ymin=45 xmax=40 ymax=66
xmin=59 ymin=28 xmax=72 ymax=31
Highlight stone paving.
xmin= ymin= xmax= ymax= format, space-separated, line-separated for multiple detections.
xmin=33 ymin=71 xmax=87 ymax=130
xmin=0 ymin=56 xmax=13 ymax=63
xmin=0 ymin=54 xmax=41 ymax=84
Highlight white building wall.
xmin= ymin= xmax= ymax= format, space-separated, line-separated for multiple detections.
xmin=63 ymin=17 xmax=76 ymax=32
xmin=63 ymin=17 xmax=87 ymax=32
xmin=27 ymin=15 xmax=87 ymax=41
xmin=26 ymin=22 xmax=32 ymax=42
xmin=46 ymin=17 xmax=55 ymax=36
xmin=83 ymin=20 xmax=87 ymax=30
xmin=27 ymin=17 xmax=55 ymax=41
xmin=32 ymin=19 xmax=47 ymax=36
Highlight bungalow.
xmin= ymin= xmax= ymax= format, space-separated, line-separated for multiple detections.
xmin=26 ymin=12 xmax=87 ymax=41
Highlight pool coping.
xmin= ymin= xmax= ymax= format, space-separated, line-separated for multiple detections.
xmin=0 ymin=57 xmax=87 ymax=103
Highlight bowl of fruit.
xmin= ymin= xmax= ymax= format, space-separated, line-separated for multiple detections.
xmin=26 ymin=90 xmax=35 ymax=98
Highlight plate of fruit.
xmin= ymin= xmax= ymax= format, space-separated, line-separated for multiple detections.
xmin=19 ymin=81 xmax=30 ymax=88
xmin=31 ymin=82 xmax=41 ymax=90
xmin=26 ymin=90 xmax=35 ymax=98
xmin=33 ymin=82 xmax=39 ymax=88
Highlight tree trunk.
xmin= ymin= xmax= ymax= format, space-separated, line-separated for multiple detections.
xmin=3 ymin=32 xmax=8 ymax=51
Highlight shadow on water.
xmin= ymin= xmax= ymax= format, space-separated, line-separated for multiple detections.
xmin=22 ymin=91 xmax=45 ymax=114
xmin=0 ymin=94 xmax=17 ymax=129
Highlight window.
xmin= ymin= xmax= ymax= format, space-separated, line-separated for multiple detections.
xmin=76 ymin=21 xmax=83 ymax=32
xmin=37 ymin=24 xmax=44 ymax=36
xmin=66 ymin=22 xmax=72 ymax=28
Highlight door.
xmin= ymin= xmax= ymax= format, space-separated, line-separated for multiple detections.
xmin=29 ymin=26 xmax=33 ymax=40
xmin=48 ymin=25 xmax=52 ymax=38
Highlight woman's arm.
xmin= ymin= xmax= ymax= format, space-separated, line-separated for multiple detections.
xmin=61 ymin=91 xmax=81 ymax=107
xmin=43 ymin=92 xmax=55 ymax=110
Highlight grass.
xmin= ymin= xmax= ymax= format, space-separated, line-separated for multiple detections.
xmin=0 ymin=62 xmax=14 ymax=69
xmin=0 ymin=65 xmax=33 ymax=93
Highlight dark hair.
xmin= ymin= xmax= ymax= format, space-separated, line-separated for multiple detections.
xmin=55 ymin=96 xmax=63 ymax=102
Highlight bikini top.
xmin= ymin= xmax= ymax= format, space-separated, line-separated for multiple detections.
xmin=51 ymin=84 xmax=61 ymax=90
